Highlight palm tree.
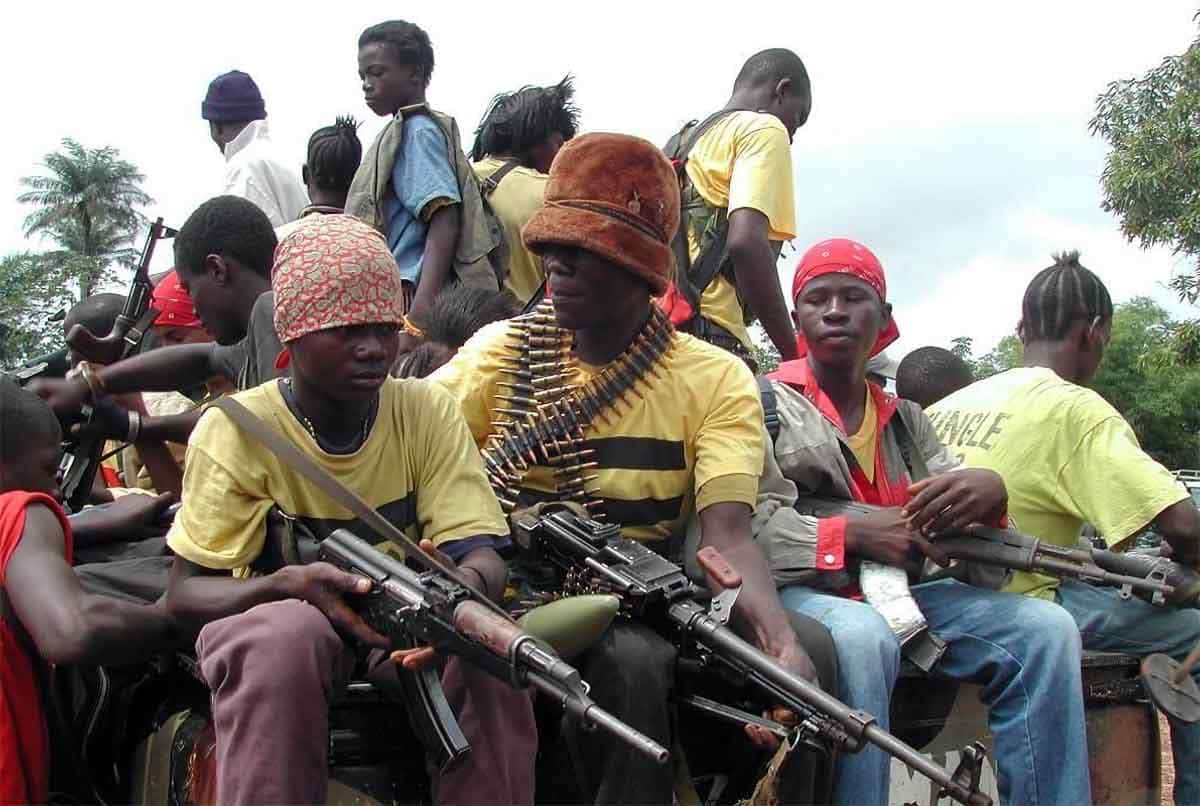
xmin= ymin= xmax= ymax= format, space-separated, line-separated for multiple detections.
xmin=18 ymin=138 xmax=152 ymax=298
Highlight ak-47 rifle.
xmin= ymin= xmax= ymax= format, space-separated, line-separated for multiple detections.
xmin=319 ymin=528 xmax=669 ymax=770
xmin=792 ymin=495 xmax=1200 ymax=607
xmin=58 ymin=217 xmax=177 ymax=512
xmin=513 ymin=509 xmax=993 ymax=806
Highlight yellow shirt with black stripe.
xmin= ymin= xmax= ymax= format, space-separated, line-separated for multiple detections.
xmin=167 ymin=377 xmax=508 ymax=577
xmin=431 ymin=321 xmax=765 ymax=542
xmin=685 ymin=111 xmax=797 ymax=350
xmin=472 ymin=157 xmax=548 ymax=306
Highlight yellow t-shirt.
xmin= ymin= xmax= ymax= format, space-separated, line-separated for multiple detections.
xmin=927 ymin=367 xmax=1188 ymax=599
xmin=431 ymin=320 xmax=764 ymax=542
xmin=167 ymin=378 xmax=508 ymax=577
xmin=685 ymin=111 xmax=797 ymax=350
xmin=473 ymin=157 xmax=548 ymax=306
xmin=847 ymin=389 xmax=878 ymax=483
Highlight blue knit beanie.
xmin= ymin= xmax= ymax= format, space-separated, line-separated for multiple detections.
xmin=202 ymin=70 xmax=267 ymax=122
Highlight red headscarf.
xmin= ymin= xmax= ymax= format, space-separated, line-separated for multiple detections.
xmin=152 ymin=270 xmax=203 ymax=329
xmin=790 ymin=237 xmax=899 ymax=358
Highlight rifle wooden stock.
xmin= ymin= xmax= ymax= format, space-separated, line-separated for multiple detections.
xmin=319 ymin=528 xmax=669 ymax=765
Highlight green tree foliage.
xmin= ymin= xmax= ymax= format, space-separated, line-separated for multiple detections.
xmin=18 ymin=138 xmax=151 ymax=298
xmin=0 ymin=252 xmax=76 ymax=366
xmin=749 ymin=324 xmax=782 ymax=374
xmin=1091 ymin=298 xmax=1200 ymax=468
xmin=974 ymin=335 xmax=1023 ymax=379
xmin=1091 ymin=22 xmax=1200 ymax=362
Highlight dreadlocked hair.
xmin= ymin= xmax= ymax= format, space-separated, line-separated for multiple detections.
xmin=471 ymin=76 xmax=580 ymax=162
xmin=896 ymin=346 xmax=975 ymax=409
xmin=307 ymin=116 xmax=362 ymax=195
xmin=0 ymin=377 xmax=59 ymax=466
xmin=1021 ymin=251 xmax=1113 ymax=342
xmin=359 ymin=20 xmax=435 ymax=86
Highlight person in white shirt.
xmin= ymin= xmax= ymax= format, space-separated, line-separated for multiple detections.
xmin=201 ymin=70 xmax=308 ymax=227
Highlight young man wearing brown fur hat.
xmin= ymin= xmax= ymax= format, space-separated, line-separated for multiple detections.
xmin=432 ymin=132 xmax=834 ymax=803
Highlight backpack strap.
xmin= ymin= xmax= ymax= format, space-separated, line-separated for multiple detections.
xmin=668 ymin=108 xmax=752 ymax=318
xmin=756 ymin=375 xmax=781 ymax=442
xmin=890 ymin=404 xmax=932 ymax=482
xmin=480 ymin=159 xmax=521 ymax=198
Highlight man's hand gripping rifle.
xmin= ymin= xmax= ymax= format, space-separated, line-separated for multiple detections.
xmin=513 ymin=508 xmax=993 ymax=806
xmin=58 ymin=217 xmax=177 ymax=512
xmin=793 ymin=495 xmax=1200 ymax=608
xmin=319 ymin=528 xmax=669 ymax=769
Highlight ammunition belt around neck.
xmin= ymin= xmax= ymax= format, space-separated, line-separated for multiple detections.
xmin=482 ymin=300 xmax=674 ymax=519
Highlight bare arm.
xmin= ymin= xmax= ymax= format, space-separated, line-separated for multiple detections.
xmin=699 ymin=501 xmax=814 ymax=676
xmin=408 ymin=204 xmax=462 ymax=326
xmin=138 ymin=409 xmax=205 ymax=446
xmin=1151 ymin=498 xmax=1200 ymax=567
xmin=726 ymin=208 xmax=797 ymax=360
xmin=31 ymin=343 xmax=219 ymax=420
xmin=165 ymin=555 xmax=385 ymax=647
xmin=69 ymin=492 xmax=175 ymax=548
xmin=134 ymin=440 xmax=185 ymax=499
xmin=456 ymin=545 xmax=508 ymax=603
xmin=7 ymin=504 xmax=175 ymax=665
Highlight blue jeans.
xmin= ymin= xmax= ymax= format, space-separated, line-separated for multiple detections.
xmin=1055 ymin=579 xmax=1200 ymax=805
xmin=781 ymin=579 xmax=1091 ymax=806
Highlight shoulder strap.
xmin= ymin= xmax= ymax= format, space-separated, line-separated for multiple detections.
xmin=210 ymin=397 xmax=507 ymax=618
xmin=670 ymin=109 xmax=752 ymax=317
xmin=891 ymin=404 xmax=932 ymax=482
xmin=480 ymin=159 xmax=521 ymax=198
xmin=756 ymin=375 xmax=780 ymax=442
xmin=674 ymin=108 xmax=748 ymax=165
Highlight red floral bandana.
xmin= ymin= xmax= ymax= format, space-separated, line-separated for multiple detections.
xmin=272 ymin=214 xmax=404 ymax=344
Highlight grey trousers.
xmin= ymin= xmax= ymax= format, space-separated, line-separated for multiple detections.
xmin=196 ymin=598 xmax=537 ymax=805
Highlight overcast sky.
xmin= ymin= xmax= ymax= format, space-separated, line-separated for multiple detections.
xmin=2 ymin=1 xmax=1197 ymax=358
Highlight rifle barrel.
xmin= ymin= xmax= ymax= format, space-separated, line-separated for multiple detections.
xmin=678 ymin=601 xmax=992 ymax=806
xmin=525 ymin=670 xmax=669 ymax=763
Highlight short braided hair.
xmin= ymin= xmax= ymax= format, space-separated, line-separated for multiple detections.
xmin=1021 ymin=251 xmax=1113 ymax=341
xmin=307 ymin=116 xmax=362 ymax=196
xmin=896 ymin=346 xmax=975 ymax=409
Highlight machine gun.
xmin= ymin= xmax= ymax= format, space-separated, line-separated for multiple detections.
xmin=792 ymin=495 xmax=1200 ymax=607
xmin=513 ymin=508 xmax=993 ymax=806
xmin=319 ymin=528 xmax=669 ymax=771
xmin=58 ymin=217 xmax=176 ymax=512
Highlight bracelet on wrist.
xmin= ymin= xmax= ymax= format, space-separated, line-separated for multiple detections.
xmin=77 ymin=361 xmax=105 ymax=399
xmin=402 ymin=315 xmax=426 ymax=339
xmin=126 ymin=410 xmax=142 ymax=443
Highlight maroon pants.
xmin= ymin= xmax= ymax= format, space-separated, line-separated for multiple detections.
xmin=196 ymin=599 xmax=537 ymax=805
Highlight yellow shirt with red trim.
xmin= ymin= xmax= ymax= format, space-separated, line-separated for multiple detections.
xmin=472 ymin=158 xmax=548 ymax=306
xmin=928 ymin=367 xmax=1188 ymax=599
xmin=431 ymin=320 xmax=765 ymax=542
xmin=686 ymin=111 xmax=797 ymax=350
xmin=167 ymin=377 xmax=508 ymax=577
